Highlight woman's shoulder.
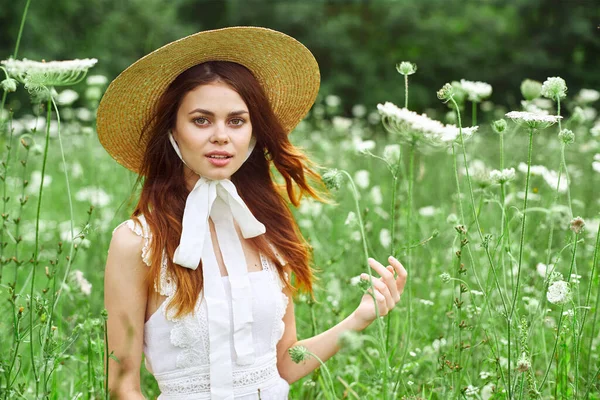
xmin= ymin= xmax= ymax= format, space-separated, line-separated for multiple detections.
xmin=109 ymin=215 xmax=153 ymax=266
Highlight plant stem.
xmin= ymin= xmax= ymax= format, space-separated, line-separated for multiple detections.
xmin=583 ymin=218 xmax=600 ymax=389
xmin=339 ymin=169 xmax=389 ymax=399
xmin=471 ymin=101 xmax=477 ymax=126
xmin=540 ymin=233 xmax=579 ymax=388
xmin=31 ymin=97 xmax=53 ymax=395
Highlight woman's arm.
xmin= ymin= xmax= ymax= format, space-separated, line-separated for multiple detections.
xmin=276 ymin=256 xmax=407 ymax=384
xmin=104 ymin=224 xmax=149 ymax=399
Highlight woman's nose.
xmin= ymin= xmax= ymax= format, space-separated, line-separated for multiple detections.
xmin=210 ymin=123 xmax=229 ymax=144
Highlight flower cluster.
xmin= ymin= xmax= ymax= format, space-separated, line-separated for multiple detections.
xmin=505 ymin=111 xmax=562 ymax=130
xmin=489 ymin=168 xmax=516 ymax=184
xmin=540 ymin=77 xmax=567 ymax=100
xmin=547 ymin=280 xmax=571 ymax=305
xmin=459 ymin=79 xmax=492 ymax=102
xmin=1 ymin=58 xmax=98 ymax=87
xmin=378 ymin=102 xmax=478 ymax=147
xmin=396 ymin=61 xmax=417 ymax=76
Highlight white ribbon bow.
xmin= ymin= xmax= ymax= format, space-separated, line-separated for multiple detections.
xmin=169 ymin=131 xmax=265 ymax=400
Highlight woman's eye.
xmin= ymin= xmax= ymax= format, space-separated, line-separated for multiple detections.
xmin=230 ymin=118 xmax=245 ymax=126
xmin=194 ymin=117 xmax=209 ymax=125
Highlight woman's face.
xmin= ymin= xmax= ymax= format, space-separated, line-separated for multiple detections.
xmin=172 ymin=81 xmax=253 ymax=185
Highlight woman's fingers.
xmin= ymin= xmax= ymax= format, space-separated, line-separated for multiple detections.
xmin=368 ymin=257 xmax=400 ymax=301
xmin=361 ymin=274 xmax=394 ymax=309
xmin=388 ymin=256 xmax=408 ymax=295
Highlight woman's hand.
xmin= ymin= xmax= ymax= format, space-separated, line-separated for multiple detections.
xmin=352 ymin=256 xmax=407 ymax=331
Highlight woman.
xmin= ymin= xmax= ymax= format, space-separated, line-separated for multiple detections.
xmin=98 ymin=26 xmax=407 ymax=399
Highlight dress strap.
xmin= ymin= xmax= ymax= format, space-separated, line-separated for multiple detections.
xmin=113 ymin=215 xmax=153 ymax=266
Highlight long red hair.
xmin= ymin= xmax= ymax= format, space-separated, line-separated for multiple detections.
xmin=132 ymin=61 xmax=326 ymax=318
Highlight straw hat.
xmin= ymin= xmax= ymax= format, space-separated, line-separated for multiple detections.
xmin=96 ymin=26 xmax=320 ymax=174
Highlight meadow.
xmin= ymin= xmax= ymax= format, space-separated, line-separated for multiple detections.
xmin=1 ymin=7 xmax=600 ymax=400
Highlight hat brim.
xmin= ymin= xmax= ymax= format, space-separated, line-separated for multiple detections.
xmin=96 ymin=26 xmax=320 ymax=174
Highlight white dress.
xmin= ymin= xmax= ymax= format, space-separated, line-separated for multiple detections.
xmin=114 ymin=216 xmax=291 ymax=399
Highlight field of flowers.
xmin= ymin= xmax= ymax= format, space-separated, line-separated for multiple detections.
xmin=1 ymin=9 xmax=600 ymax=400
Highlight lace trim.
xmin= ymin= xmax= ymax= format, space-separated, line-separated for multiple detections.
xmin=155 ymin=355 xmax=280 ymax=395
xmin=269 ymin=257 xmax=289 ymax=350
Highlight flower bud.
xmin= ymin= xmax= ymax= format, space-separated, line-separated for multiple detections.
xmin=288 ymin=345 xmax=310 ymax=363
xmin=396 ymin=61 xmax=417 ymax=76
xmin=540 ymin=77 xmax=567 ymax=100
xmin=437 ymin=83 xmax=454 ymax=102
xmin=321 ymin=168 xmax=343 ymax=191
xmin=558 ymin=129 xmax=574 ymax=144
xmin=569 ymin=216 xmax=585 ymax=234
xmin=439 ymin=272 xmax=452 ymax=283
xmin=520 ymin=79 xmax=542 ymax=101
xmin=491 ymin=119 xmax=507 ymax=134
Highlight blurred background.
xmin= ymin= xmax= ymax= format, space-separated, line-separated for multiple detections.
xmin=1 ymin=0 xmax=599 ymax=118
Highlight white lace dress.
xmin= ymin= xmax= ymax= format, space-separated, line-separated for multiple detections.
xmin=114 ymin=216 xmax=291 ymax=399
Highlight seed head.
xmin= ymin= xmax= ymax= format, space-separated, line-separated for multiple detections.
xmin=516 ymin=352 xmax=531 ymax=372
xmin=491 ymin=119 xmax=507 ymax=134
xmin=289 ymin=345 xmax=310 ymax=363
xmin=437 ymin=83 xmax=454 ymax=102
xmin=321 ymin=168 xmax=343 ymax=191
xmin=540 ymin=77 xmax=567 ymax=101
xmin=1 ymin=78 xmax=17 ymax=93
xmin=520 ymin=79 xmax=543 ymax=101
xmin=396 ymin=61 xmax=417 ymax=76
xmin=439 ymin=272 xmax=452 ymax=283
xmin=558 ymin=129 xmax=574 ymax=145
xmin=569 ymin=216 xmax=585 ymax=234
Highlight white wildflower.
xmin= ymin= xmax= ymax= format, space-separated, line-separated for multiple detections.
xmin=75 ymin=187 xmax=112 ymax=207
xmin=350 ymin=275 xmax=362 ymax=286
xmin=332 ymin=116 xmax=352 ymax=131
xmin=325 ymin=94 xmax=341 ymax=108
xmin=298 ymin=198 xmax=323 ymax=217
xmin=396 ymin=61 xmax=417 ymax=76
xmin=56 ymin=89 xmax=79 ymax=106
xmin=517 ymin=162 xmax=547 ymax=176
xmin=378 ymin=101 xmax=477 ymax=146
xmin=439 ymin=272 xmax=452 ymax=283
xmin=352 ymin=104 xmax=367 ymax=118
xmin=432 ymin=338 xmax=447 ymax=351
xmin=1 ymin=58 xmax=97 ymax=86
xmin=86 ymin=74 xmax=108 ymax=86
xmin=27 ymin=171 xmax=52 ymax=194
xmin=541 ymin=169 xmax=568 ymax=193
xmin=571 ymin=274 xmax=582 ymax=284
xmin=419 ymin=299 xmax=434 ymax=306
xmin=379 ymin=228 xmax=391 ymax=249
xmin=547 ymin=280 xmax=571 ymax=305
xmin=344 ymin=211 xmax=358 ymax=227
xmin=489 ymin=167 xmax=516 ymax=184
xmin=73 ymin=270 xmax=92 ymax=295
xmin=354 ymin=170 xmax=370 ymax=189
xmin=465 ymin=384 xmax=479 ymax=396
xmin=370 ymin=186 xmax=383 ymax=205
xmin=536 ymin=263 xmax=554 ymax=278
xmin=350 ymin=231 xmax=361 ymax=242
xmin=470 ymin=290 xmax=484 ymax=296
xmin=576 ymin=88 xmax=600 ymax=104
xmin=506 ymin=111 xmax=562 ymax=129
xmin=479 ymin=371 xmax=492 ymax=379
xmin=481 ymin=383 xmax=495 ymax=400
xmin=383 ymin=144 xmax=401 ymax=165
xmin=460 ymin=79 xmax=492 ymax=102
xmin=353 ymin=138 xmax=376 ymax=154
xmin=418 ymin=206 xmax=437 ymax=217
xmin=563 ymin=309 xmax=575 ymax=318
xmin=594 ymin=154 xmax=600 ymax=174
xmin=570 ymin=216 xmax=585 ymax=234
xmin=540 ymin=77 xmax=567 ymax=100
